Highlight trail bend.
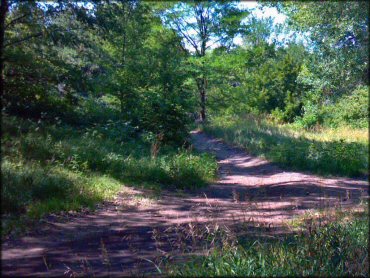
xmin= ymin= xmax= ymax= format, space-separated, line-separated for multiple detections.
xmin=2 ymin=130 xmax=368 ymax=276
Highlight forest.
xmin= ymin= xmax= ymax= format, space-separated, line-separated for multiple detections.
xmin=1 ymin=1 xmax=369 ymax=276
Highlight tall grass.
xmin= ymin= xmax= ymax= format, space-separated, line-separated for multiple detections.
xmin=171 ymin=204 xmax=368 ymax=277
xmin=203 ymin=115 xmax=368 ymax=177
xmin=1 ymin=114 xmax=217 ymax=236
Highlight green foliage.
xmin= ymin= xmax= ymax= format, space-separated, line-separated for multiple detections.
xmin=3 ymin=2 xmax=193 ymax=145
xmin=276 ymin=2 xmax=368 ymax=130
xmin=294 ymin=86 xmax=369 ymax=130
xmin=1 ymin=160 xmax=120 ymax=217
xmin=1 ymin=0 xmax=368 ymax=245
xmin=271 ymin=91 xmax=303 ymax=123
xmin=323 ymin=86 xmax=369 ymax=129
xmin=161 ymin=1 xmax=248 ymax=120
xmin=294 ymin=101 xmax=323 ymax=129
xmin=204 ymin=2 xmax=368 ymax=129
xmin=1 ymin=113 xmax=217 ymax=235
xmin=3 ymin=2 xmax=101 ymax=119
xmin=204 ymin=116 xmax=368 ymax=177
xmin=274 ymin=1 xmax=368 ymax=95
xmin=162 ymin=1 xmax=248 ymax=55
xmin=173 ymin=209 xmax=368 ymax=277
xmin=206 ymin=42 xmax=305 ymax=122
xmin=91 ymin=2 xmax=195 ymax=144
xmin=4 ymin=1 xmax=367 ymax=142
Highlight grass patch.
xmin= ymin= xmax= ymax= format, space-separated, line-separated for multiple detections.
xmin=1 ymin=114 xmax=217 ymax=236
xmin=203 ymin=115 xmax=368 ymax=177
xmin=170 ymin=203 xmax=368 ymax=277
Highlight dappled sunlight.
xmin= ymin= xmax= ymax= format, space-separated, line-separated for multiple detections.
xmin=205 ymin=116 xmax=368 ymax=177
xmin=3 ymin=131 xmax=368 ymax=276
xmin=2 ymin=0 xmax=368 ymax=275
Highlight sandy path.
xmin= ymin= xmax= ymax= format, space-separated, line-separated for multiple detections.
xmin=2 ymin=130 xmax=368 ymax=276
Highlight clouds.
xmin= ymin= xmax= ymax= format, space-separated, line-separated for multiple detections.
xmin=237 ymin=1 xmax=287 ymax=25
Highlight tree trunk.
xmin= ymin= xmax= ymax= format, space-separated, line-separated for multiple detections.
xmin=120 ymin=3 xmax=127 ymax=117
xmin=198 ymin=5 xmax=207 ymax=122
xmin=120 ymin=91 xmax=124 ymax=115
xmin=198 ymin=77 xmax=206 ymax=122
xmin=0 ymin=0 xmax=8 ymax=99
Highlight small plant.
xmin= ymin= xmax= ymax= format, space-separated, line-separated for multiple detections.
xmin=1 ymin=114 xmax=217 ymax=236
xmin=170 ymin=204 xmax=368 ymax=277
xmin=204 ymin=115 xmax=368 ymax=177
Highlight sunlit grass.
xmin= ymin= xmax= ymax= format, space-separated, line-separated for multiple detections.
xmin=170 ymin=202 xmax=368 ymax=277
xmin=1 ymin=114 xmax=218 ymax=236
xmin=286 ymin=124 xmax=368 ymax=144
xmin=1 ymin=158 xmax=123 ymax=235
xmin=203 ymin=115 xmax=368 ymax=177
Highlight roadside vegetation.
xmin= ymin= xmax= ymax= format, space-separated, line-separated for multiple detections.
xmin=2 ymin=105 xmax=217 ymax=237
xmin=171 ymin=202 xmax=368 ymax=277
xmin=204 ymin=114 xmax=368 ymax=177
xmin=199 ymin=1 xmax=369 ymax=178
xmin=1 ymin=1 xmax=368 ymax=276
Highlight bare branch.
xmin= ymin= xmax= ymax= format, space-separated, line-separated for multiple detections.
xmin=205 ymin=36 xmax=225 ymax=50
xmin=173 ymin=20 xmax=200 ymax=55
xmin=182 ymin=18 xmax=200 ymax=36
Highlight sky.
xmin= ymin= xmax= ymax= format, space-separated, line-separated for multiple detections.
xmin=39 ymin=1 xmax=287 ymax=27
xmin=238 ymin=1 xmax=287 ymax=25
xmin=38 ymin=1 xmax=305 ymax=49
xmin=174 ymin=1 xmax=293 ymax=50
xmin=233 ymin=1 xmax=288 ymax=46
xmin=235 ymin=2 xmax=310 ymax=49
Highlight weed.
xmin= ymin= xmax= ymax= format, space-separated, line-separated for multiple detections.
xmin=1 ymin=114 xmax=217 ymax=236
xmin=170 ymin=203 xmax=368 ymax=277
xmin=204 ymin=115 xmax=368 ymax=177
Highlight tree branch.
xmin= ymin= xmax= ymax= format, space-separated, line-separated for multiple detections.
xmin=173 ymin=20 xmax=200 ymax=55
xmin=4 ymin=32 xmax=43 ymax=47
xmin=5 ymin=12 xmax=30 ymax=29
xmin=205 ymin=36 xmax=225 ymax=50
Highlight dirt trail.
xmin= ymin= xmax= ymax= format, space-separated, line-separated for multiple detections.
xmin=2 ymin=130 xmax=368 ymax=276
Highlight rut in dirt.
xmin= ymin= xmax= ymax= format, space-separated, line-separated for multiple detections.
xmin=2 ymin=130 xmax=368 ymax=277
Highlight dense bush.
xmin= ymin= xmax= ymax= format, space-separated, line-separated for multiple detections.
xmin=293 ymin=101 xmax=324 ymax=129
xmin=207 ymin=44 xmax=305 ymax=122
xmin=324 ymin=86 xmax=369 ymax=129
xmin=293 ymin=86 xmax=369 ymax=130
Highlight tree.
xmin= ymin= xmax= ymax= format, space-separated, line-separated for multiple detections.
xmin=0 ymin=0 xmax=8 ymax=98
xmin=90 ymin=1 xmax=192 ymax=143
xmin=271 ymin=1 xmax=369 ymax=95
xmin=161 ymin=1 xmax=247 ymax=121
xmin=92 ymin=1 xmax=154 ymax=118
xmin=2 ymin=1 xmax=102 ymax=119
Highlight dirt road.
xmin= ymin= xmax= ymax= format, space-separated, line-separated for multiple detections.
xmin=2 ymin=130 xmax=368 ymax=276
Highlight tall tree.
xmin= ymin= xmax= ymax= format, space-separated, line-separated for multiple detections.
xmin=2 ymin=1 xmax=101 ymax=117
xmin=93 ymin=1 xmax=153 ymax=118
xmin=271 ymin=1 xmax=369 ymax=95
xmin=162 ymin=1 xmax=247 ymax=121
xmin=0 ymin=0 xmax=8 ymax=99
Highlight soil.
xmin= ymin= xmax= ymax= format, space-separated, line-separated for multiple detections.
xmin=1 ymin=130 xmax=368 ymax=277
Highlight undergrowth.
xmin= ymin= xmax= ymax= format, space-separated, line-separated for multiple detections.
xmin=1 ymin=113 xmax=217 ymax=236
xmin=203 ymin=115 xmax=368 ymax=177
xmin=171 ymin=203 xmax=368 ymax=277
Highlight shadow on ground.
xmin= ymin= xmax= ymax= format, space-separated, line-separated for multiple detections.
xmin=1 ymin=131 xmax=368 ymax=276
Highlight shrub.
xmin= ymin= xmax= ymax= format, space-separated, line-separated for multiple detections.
xmin=294 ymin=101 xmax=323 ymax=129
xmin=1 ymin=114 xmax=217 ymax=235
xmin=324 ymin=86 xmax=369 ymax=128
